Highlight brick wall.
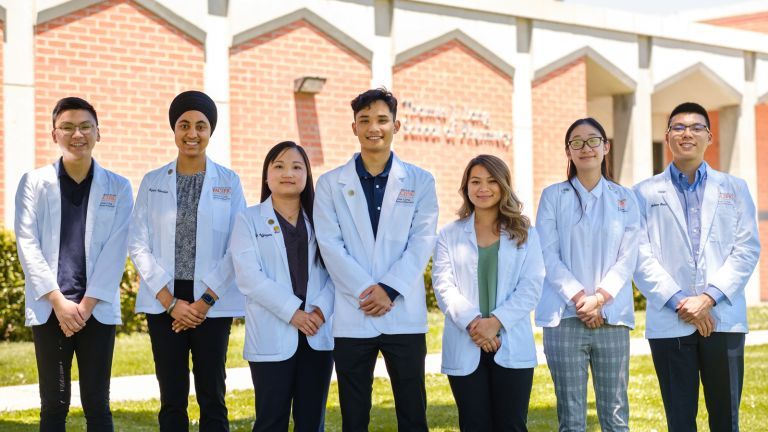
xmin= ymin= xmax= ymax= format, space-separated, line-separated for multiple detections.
xmin=393 ymin=40 xmax=514 ymax=227
xmin=230 ymin=20 xmax=371 ymax=205
xmin=703 ymin=12 xmax=768 ymax=34
xmin=662 ymin=110 xmax=720 ymax=170
xmin=757 ymin=104 xmax=768 ymax=300
xmin=35 ymin=0 xmax=204 ymax=191
xmin=531 ymin=58 xmax=587 ymax=213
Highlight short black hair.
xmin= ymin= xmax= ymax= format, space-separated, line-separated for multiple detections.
xmin=668 ymin=102 xmax=710 ymax=129
xmin=350 ymin=88 xmax=397 ymax=121
xmin=51 ymin=97 xmax=98 ymax=128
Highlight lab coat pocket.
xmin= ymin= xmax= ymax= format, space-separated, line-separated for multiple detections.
xmin=246 ymin=302 xmax=283 ymax=355
xmin=441 ymin=319 xmax=467 ymax=371
xmin=212 ymin=200 xmax=232 ymax=233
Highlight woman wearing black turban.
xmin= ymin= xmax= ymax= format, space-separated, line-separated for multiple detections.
xmin=128 ymin=90 xmax=246 ymax=431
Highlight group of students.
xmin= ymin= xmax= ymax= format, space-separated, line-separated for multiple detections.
xmin=14 ymin=87 xmax=759 ymax=432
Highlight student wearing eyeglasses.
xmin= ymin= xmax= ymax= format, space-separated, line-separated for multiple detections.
xmin=15 ymin=97 xmax=133 ymax=430
xmin=535 ymin=117 xmax=639 ymax=431
xmin=633 ymin=102 xmax=760 ymax=431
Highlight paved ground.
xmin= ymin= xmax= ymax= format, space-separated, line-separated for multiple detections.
xmin=2 ymin=330 xmax=768 ymax=412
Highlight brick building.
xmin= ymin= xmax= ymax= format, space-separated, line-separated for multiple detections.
xmin=1 ymin=0 xmax=767 ymax=301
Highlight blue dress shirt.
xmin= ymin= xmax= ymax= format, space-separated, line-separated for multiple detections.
xmin=665 ymin=162 xmax=725 ymax=310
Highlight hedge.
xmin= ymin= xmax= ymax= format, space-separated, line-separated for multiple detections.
xmin=0 ymin=229 xmax=146 ymax=342
xmin=0 ymin=228 xmax=646 ymax=342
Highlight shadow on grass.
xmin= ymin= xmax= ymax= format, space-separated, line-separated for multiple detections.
xmin=0 ymin=403 xmax=594 ymax=432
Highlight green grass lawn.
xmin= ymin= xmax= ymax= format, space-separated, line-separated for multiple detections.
xmin=2 ymin=344 xmax=767 ymax=431
xmin=2 ymin=306 xmax=768 ymax=387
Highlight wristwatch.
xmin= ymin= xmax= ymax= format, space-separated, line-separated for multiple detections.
xmin=201 ymin=292 xmax=216 ymax=307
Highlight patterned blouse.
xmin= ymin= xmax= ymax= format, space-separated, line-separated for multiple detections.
xmin=175 ymin=171 xmax=205 ymax=280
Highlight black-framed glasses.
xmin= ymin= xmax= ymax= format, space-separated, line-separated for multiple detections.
xmin=668 ymin=123 xmax=709 ymax=135
xmin=568 ymin=137 xmax=604 ymax=150
xmin=55 ymin=123 xmax=96 ymax=136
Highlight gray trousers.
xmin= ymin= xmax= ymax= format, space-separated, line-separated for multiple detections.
xmin=543 ymin=318 xmax=630 ymax=432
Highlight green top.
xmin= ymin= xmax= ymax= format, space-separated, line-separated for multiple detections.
xmin=477 ymin=240 xmax=500 ymax=318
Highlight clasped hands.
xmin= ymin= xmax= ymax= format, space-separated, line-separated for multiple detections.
xmin=358 ymin=284 xmax=394 ymax=317
xmin=50 ymin=291 xmax=96 ymax=337
xmin=675 ymin=294 xmax=716 ymax=337
xmin=467 ymin=316 xmax=502 ymax=353
xmin=290 ymin=308 xmax=326 ymax=336
xmin=571 ymin=291 xmax=607 ymax=329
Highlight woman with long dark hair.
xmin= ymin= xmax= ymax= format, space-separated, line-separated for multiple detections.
xmin=432 ymin=155 xmax=544 ymax=431
xmin=231 ymin=141 xmax=334 ymax=432
xmin=535 ymin=118 xmax=639 ymax=431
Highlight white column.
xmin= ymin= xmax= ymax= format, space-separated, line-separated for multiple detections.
xmin=734 ymin=84 xmax=760 ymax=304
xmin=371 ymin=0 xmax=393 ymax=89
xmin=628 ymin=37 xmax=654 ymax=186
xmin=3 ymin=1 xmax=36 ymax=225
xmin=204 ymin=13 xmax=231 ymax=167
xmin=513 ymin=18 xmax=534 ymax=217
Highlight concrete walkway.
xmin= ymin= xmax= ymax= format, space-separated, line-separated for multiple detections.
xmin=3 ymin=331 xmax=768 ymax=412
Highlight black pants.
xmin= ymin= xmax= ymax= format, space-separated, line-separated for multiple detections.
xmin=333 ymin=333 xmax=428 ymax=432
xmin=249 ymin=332 xmax=334 ymax=432
xmin=146 ymin=305 xmax=233 ymax=432
xmin=447 ymin=351 xmax=533 ymax=432
xmin=32 ymin=314 xmax=116 ymax=432
xmin=649 ymin=331 xmax=745 ymax=432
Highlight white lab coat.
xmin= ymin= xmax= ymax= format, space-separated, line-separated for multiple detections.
xmin=15 ymin=160 xmax=133 ymax=326
xmin=633 ymin=165 xmax=760 ymax=339
xmin=432 ymin=215 xmax=544 ymax=376
xmin=230 ymin=197 xmax=334 ymax=362
xmin=129 ymin=157 xmax=246 ymax=317
xmin=313 ymin=153 xmax=439 ymax=338
xmin=535 ymin=180 xmax=639 ymax=328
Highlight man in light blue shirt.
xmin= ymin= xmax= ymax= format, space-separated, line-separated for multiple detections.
xmin=634 ymin=102 xmax=760 ymax=432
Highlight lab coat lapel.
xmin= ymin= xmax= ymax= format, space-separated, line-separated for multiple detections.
xmin=377 ymin=156 xmax=406 ymax=241
xmin=260 ymin=197 xmax=290 ymax=275
xmin=698 ymin=167 xmax=722 ymax=261
xmin=338 ymin=156 xmax=376 ymax=254
xmin=196 ymin=158 xmax=217 ymax=263
xmin=660 ymin=171 xmax=693 ymax=252
xmin=46 ymin=162 xmax=62 ymax=256
xmin=84 ymin=160 xmax=106 ymax=267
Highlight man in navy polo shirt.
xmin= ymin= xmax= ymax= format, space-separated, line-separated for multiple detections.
xmin=15 ymin=97 xmax=133 ymax=431
xmin=314 ymin=88 xmax=439 ymax=431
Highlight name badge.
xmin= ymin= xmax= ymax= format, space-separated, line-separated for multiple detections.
xmin=213 ymin=186 xmax=232 ymax=201
xmin=396 ymin=189 xmax=415 ymax=204
xmin=99 ymin=193 xmax=117 ymax=208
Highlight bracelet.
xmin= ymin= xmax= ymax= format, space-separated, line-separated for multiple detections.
xmin=166 ymin=298 xmax=178 ymax=315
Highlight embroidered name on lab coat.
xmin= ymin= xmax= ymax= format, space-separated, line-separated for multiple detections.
xmin=99 ymin=193 xmax=117 ymax=207
xmin=396 ymin=189 xmax=416 ymax=204
xmin=617 ymin=198 xmax=628 ymax=212
xmin=213 ymin=186 xmax=232 ymax=201
xmin=257 ymin=233 xmax=273 ymax=238
xmin=650 ymin=202 xmax=668 ymax=208
xmin=149 ymin=188 xmax=169 ymax=194
xmin=718 ymin=192 xmax=735 ymax=205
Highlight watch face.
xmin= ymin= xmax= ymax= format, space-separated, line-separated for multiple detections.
xmin=202 ymin=293 xmax=215 ymax=305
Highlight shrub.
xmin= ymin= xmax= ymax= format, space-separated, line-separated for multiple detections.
xmin=0 ymin=228 xmax=145 ymax=341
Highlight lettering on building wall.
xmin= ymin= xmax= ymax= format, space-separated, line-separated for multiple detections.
xmin=400 ymin=100 xmax=512 ymax=147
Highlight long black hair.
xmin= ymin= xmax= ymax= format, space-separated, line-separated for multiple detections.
xmin=564 ymin=117 xmax=613 ymax=217
xmin=260 ymin=141 xmax=323 ymax=265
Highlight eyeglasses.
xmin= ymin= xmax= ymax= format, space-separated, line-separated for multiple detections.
xmin=55 ymin=123 xmax=96 ymax=136
xmin=667 ymin=123 xmax=709 ymax=135
xmin=568 ymin=137 xmax=604 ymax=150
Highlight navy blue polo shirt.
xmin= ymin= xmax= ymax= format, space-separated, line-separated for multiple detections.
xmin=355 ymin=153 xmax=399 ymax=301
xmin=57 ymin=159 xmax=94 ymax=303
